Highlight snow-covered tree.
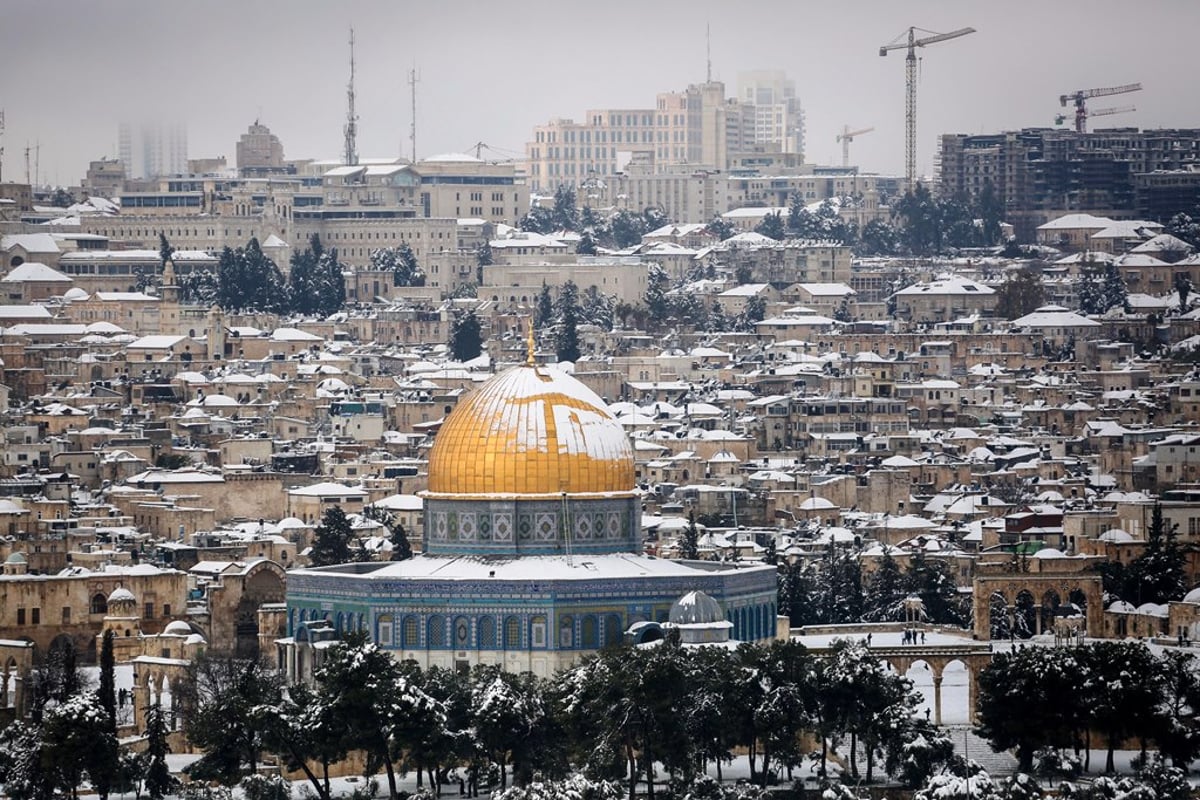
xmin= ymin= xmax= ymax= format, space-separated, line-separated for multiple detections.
xmin=914 ymin=764 xmax=1003 ymax=800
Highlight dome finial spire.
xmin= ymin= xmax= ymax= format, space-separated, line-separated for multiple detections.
xmin=526 ymin=316 xmax=536 ymax=366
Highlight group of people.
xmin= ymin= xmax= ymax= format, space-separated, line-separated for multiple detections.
xmin=902 ymin=628 xmax=926 ymax=645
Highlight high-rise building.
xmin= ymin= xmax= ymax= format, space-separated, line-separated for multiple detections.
xmin=737 ymin=70 xmax=805 ymax=158
xmin=236 ymin=121 xmax=286 ymax=175
xmin=118 ymin=122 xmax=188 ymax=179
xmin=526 ymin=74 xmax=805 ymax=194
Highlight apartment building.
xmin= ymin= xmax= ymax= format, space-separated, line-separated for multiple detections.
xmin=937 ymin=127 xmax=1200 ymax=240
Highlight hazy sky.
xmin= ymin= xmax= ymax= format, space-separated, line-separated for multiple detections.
xmin=3 ymin=0 xmax=1198 ymax=188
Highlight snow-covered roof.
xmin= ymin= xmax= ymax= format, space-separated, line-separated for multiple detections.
xmin=2 ymin=262 xmax=72 ymax=283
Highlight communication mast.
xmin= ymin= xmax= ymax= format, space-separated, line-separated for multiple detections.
xmin=343 ymin=28 xmax=359 ymax=166
xmin=408 ymin=64 xmax=420 ymax=162
xmin=0 ymin=110 xmax=5 ymax=182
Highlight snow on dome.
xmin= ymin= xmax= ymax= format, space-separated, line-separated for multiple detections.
xmin=425 ymin=364 xmax=634 ymax=496
xmin=163 ymin=620 xmax=193 ymax=635
xmin=185 ymin=633 xmax=207 ymax=645
xmin=63 ymin=287 xmax=89 ymax=301
xmin=1108 ymin=600 xmax=1136 ymax=613
xmin=107 ymin=586 xmax=136 ymax=604
xmin=1183 ymin=587 xmax=1200 ymax=604
xmin=669 ymin=591 xmax=726 ymax=625
xmin=1098 ymin=528 xmax=1135 ymax=543
xmin=5 ymin=552 xmax=27 ymax=564
xmin=1031 ymin=547 xmax=1066 ymax=559
xmin=1135 ymin=602 xmax=1168 ymax=617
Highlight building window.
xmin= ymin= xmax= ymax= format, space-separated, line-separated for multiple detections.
xmin=531 ymin=616 xmax=547 ymax=648
xmin=62 ymin=607 xmax=71 ymax=624
xmin=144 ymin=603 xmax=155 ymax=619
xmin=378 ymin=615 xmax=394 ymax=646
xmin=403 ymin=615 xmax=419 ymax=647
xmin=428 ymin=615 xmax=446 ymax=647
xmin=16 ymin=609 xmax=25 ymax=625
xmin=558 ymin=615 xmax=574 ymax=648
xmin=91 ymin=594 xmax=107 ymax=614
xmin=31 ymin=608 xmax=39 ymax=625
xmin=504 ymin=616 xmax=521 ymax=649
xmin=478 ymin=616 xmax=496 ymax=648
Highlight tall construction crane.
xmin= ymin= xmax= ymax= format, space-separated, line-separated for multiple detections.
xmin=836 ymin=125 xmax=874 ymax=168
xmin=1056 ymin=105 xmax=1136 ymax=128
xmin=1059 ymin=83 xmax=1141 ymax=133
xmin=879 ymin=25 xmax=976 ymax=187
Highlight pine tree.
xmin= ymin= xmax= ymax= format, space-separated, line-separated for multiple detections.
xmin=536 ymin=285 xmax=554 ymax=328
xmin=392 ymin=521 xmax=414 ymax=561
xmin=576 ymin=230 xmax=598 ymax=255
xmin=555 ymin=280 xmax=581 ymax=363
xmin=864 ymin=550 xmax=905 ymax=621
xmin=680 ymin=511 xmax=701 ymax=560
xmin=158 ymin=233 xmax=174 ymax=269
xmin=644 ymin=264 xmax=669 ymax=323
xmin=552 ymin=185 xmax=579 ymax=231
xmin=754 ymin=211 xmax=786 ymax=241
xmin=1103 ymin=261 xmax=1128 ymax=313
xmin=581 ymin=285 xmax=614 ymax=330
xmin=476 ymin=240 xmax=494 ymax=267
xmin=704 ymin=216 xmax=735 ymax=241
xmin=313 ymin=247 xmax=348 ymax=316
xmin=145 ymin=703 xmax=174 ymax=800
xmin=310 ymin=505 xmax=356 ymax=567
xmin=450 ymin=309 xmax=484 ymax=362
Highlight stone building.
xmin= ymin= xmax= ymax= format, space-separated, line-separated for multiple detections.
xmin=0 ymin=557 xmax=188 ymax=661
xmin=281 ymin=348 xmax=777 ymax=681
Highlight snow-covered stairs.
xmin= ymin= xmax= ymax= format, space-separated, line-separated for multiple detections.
xmin=943 ymin=725 xmax=1020 ymax=776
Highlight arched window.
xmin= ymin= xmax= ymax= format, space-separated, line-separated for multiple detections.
xmin=91 ymin=594 xmax=107 ymax=615
xmin=504 ymin=616 xmax=521 ymax=649
xmin=604 ymin=614 xmax=623 ymax=646
xmin=581 ymin=616 xmax=599 ymax=649
xmin=428 ymin=615 xmax=446 ymax=647
xmin=558 ymin=615 xmax=574 ymax=649
xmin=402 ymin=615 xmax=419 ymax=647
xmin=478 ymin=616 xmax=496 ymax=649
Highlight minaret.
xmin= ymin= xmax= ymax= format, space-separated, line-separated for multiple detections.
xmin=160 ymin=256 xmax=180 ymax=304
xmin=343 ymin=28 xmax=359 ymax=167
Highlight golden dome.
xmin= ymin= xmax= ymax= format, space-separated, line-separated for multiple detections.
xmin=426 ymin=365 xmax=635 ymax=496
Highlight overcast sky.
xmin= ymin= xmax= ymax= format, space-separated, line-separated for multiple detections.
xmin=3 ymin=0 xmax=1197 ymax=188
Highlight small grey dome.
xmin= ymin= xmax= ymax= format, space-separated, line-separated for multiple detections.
xmin=107 ymin=587 xmax=136 ymax=604
xmin=5 ymin=552 xmax=27 ymax=564
xmin=669 ymin=591 xmax=725 ymax=625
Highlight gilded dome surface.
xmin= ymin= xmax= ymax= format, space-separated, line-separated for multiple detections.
xmin=426 ymin=365 xmax=635 ymax=496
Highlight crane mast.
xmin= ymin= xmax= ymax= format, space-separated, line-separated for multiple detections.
xmin=1058 ymin=82 xmax=1142 ymax=133
xmin=837 ymin=125 xmax=874 ymax=168
xmin=880 ymin=25 xmax=975 ymax=187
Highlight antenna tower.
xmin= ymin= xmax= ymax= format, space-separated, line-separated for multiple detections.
xmin=408 ymin=64 xmax=420 ymax=162
xmin=343 ymin=28 xmax=359 ymax=166
xmin=0 ymin=110 xmax=5 ymax=182
xmin=706 ymin=22 xmax=712 ymax=83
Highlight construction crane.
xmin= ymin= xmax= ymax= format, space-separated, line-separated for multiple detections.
xmin=1059 ymin=83 xmax=1141 ymax=133
xmin=879 ymin=25 xmax=976 ymax=187
xmin=836 ymin=125 xmax=874 ymax=168
xmin=1056 ymin=105 xmax=1135 ymax=127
